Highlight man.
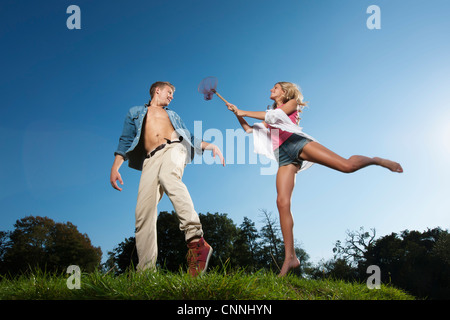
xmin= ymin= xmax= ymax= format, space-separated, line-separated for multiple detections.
xmin=110 ymin=81 xmax=224 ymax=276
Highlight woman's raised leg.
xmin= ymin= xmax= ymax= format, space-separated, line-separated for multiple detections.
xmin=299 ymin=141 xmax=403 ymax=173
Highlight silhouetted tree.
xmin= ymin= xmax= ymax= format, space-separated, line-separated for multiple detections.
xmin=432 ymin=232 xmax=450 ymax=265
xmin=324 ymin=226 xmax=450 ymax=299
xmin=258 ymin=209 xmax=284 ymax=271
xmin=105 ymin=236 xmax=138 ymax=274
xmin=362 ymin=227 xmax=450 ymax=299
xmin=232 ymin=217 xmax=260 ymax=270
xmin=107 ymin=210 xmax=310 ymax=275
xmin=0 ymin=216 xmax=102 ymax=276
xmin=0 ymin=231 xmax=10 ymax=262
xmin=106 ymin=211 xmax=241 ymax=273
xmin=333 ymin=227 xmax=376 ymax=267
xmin=199 ymin=212 xmax=238 ymax=268
xmin=309 ymin=258 xmax=359 ymax=281
xmin=157 ymin=211 xmax=186 ymax=270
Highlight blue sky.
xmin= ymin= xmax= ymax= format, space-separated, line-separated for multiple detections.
xmin=1 ymin=0 xmax=449 ymax=265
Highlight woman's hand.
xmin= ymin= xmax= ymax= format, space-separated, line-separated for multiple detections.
xmin=226 ymin=102 xmax=237 ymax=113
xmin=226 ymin=103 xmax=244 ymax=117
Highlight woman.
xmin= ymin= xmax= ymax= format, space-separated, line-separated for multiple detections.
xmin=226 ymin=82 xmax=403 ymax=276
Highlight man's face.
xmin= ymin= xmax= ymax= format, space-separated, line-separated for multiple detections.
xmin=157 ymin=85 xmax=174 ymax=106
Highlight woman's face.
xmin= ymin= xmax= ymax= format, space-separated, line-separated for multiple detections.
xmin=270 ymin=84 xmax=285 ymax=101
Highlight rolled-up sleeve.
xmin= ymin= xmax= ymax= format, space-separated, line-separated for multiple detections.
xmin=190 ymin=133 xmax=204 ymax=155
xmin=175 ymin=127 xmax=203 ymax=155
xmin=114 ymin=109 xmax=136 ymax=160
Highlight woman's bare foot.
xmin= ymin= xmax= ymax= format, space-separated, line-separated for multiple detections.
xmin=278 ymin=257 xmax=300 ymax=277
xmin=374 ymin=157 xmax=403 ymax=173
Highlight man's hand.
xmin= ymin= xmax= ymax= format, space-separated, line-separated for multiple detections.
xmin=201 ymin=142 xmax=225 ymax=166
xmin=110 ymin=155 xmax=125 ymax=191
xmin=110 ymin=169 xmax=124 ymax=191
xmin=212 ymin=144 xmax=225 ymax=167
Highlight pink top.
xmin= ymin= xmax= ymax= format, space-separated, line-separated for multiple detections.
xmin=268 ymin=107 xmax=299 ymax=150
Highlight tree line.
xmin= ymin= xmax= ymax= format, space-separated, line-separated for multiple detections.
xmin=0 ymin=216 xmax=101 ymax=275
xmin=1 ymin=214 xmax=449 ymax=299
xmin=322 ymin=226 xmax=450 ymax=299
xmin=104 ymin=210 xmax=308 ymax=276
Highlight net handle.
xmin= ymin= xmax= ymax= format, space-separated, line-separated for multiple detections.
xmin=212 ymin=89 xmax=229 ymax=105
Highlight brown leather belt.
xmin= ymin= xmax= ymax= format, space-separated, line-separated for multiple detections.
xmin=146 ymin=136 xmax=183 ymax=159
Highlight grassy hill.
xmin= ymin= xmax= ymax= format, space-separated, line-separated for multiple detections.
xmin=0 ymin=268 xmax=414 ymax=300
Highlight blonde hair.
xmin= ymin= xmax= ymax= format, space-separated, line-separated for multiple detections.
xmin=271 ymin=82 xmax=308 ymax=112
xmin=149 ymin=81 xmax=175 ymax=99
xmin=146 ymin=81 xmax=175 ymax=106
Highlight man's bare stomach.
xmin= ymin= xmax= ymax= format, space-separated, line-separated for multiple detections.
xmin=144 ymin=107 xmax=180 ymax=153
xmin=144 ymin=129 xmax=179 ymax=153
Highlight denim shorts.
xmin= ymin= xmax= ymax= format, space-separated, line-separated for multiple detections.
xmin=274 ymin=133 xmax=312 ymax=168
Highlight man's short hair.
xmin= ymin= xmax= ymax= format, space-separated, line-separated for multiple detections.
xmin=149 ymin=81 xmax=175 ymax=99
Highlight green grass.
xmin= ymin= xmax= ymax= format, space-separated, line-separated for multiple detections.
xmin=0 ymin=268 xmax=414 ymax=300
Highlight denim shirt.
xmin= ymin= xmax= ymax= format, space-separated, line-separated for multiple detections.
xmin=114 ymin=105 xmax=203 ymax=171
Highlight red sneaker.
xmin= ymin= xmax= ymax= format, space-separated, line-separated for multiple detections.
xmin=186 ymin=237 xmax=213 ymax=277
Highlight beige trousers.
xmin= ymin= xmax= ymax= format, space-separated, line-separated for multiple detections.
xmin=135 ymin=142 xmax=203 ymax=271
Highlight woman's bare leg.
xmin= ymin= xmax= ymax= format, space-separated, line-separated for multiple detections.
xmin=274 ymin=142 xmax=402 ymax=276
xmin=276 ymin=164 xmax=301 ymax=276
xmin=299 ymin=142 xmax=403 ymax=173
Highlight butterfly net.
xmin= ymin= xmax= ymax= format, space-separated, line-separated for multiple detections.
xmin=198 ymin=76 xmax=218 ymax=100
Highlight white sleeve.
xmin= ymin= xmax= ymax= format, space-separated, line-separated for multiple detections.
xmin=252 ymin=122 xmax=276 ymax=160
xmin=265 ymin=109 xmax=316 ymax=141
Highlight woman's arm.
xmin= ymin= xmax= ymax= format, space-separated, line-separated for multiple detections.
xmin=235 ymin=115 xmax=253 ymax=133
xmin=278 ymin=99 xmax=299 ymax=115
xmin=227 ymin=99 xmax=298 ymax=121
xmin=236 ymin=110 xmax=266 ymax=120
xmin=226 ymin=103 xmax=253 ymax=132
xmin=226 ymin=103 xmax=265 ymax=121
